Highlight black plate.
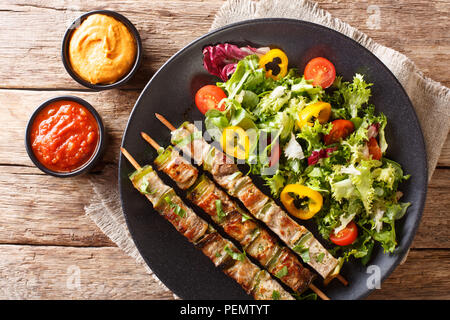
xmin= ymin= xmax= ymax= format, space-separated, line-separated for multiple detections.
xmin=119 ymin=19 xmax=427 ymax=300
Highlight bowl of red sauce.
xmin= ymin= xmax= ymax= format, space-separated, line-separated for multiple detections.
xmin=25 ymin=96 xmax=105 ymax=177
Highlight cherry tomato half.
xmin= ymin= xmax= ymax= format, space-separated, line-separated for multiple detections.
xmin=304 ymin=57 xmax=336 ymax=89
xmin=330 ymin=221 xmax=358 ymax=246
xmin=368 ymin=137 xmax=382 ymax=160
xmin=194 ymin=85 xmax=227 ymax=115
xmin=324 ymin=119 xmax=355 ymax=145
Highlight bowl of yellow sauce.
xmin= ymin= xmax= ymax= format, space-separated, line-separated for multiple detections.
xmin=62 ymin=10 xmax=142 ymax=90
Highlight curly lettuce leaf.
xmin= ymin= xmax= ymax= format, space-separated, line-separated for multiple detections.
xmin=296 ymin=120 xmax=331 ymax=154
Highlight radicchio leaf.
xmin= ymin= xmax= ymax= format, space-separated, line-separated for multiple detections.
xmin=307 ymin=147 xmax=337 ymax=165
xmin=202 ymin=43 xmax=269 ymax=81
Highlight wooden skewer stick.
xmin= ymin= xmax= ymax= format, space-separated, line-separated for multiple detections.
xmin=154 ymin=113 xmax=349 ymax=287
xmin=141 ymin=132 xmax=161 ymax=150
xmin=155 ymin=113 xmax=176 ymax=131
xmin=120 ymin=147 xmax=141 ymax=170
xmin=337 ymin=274 xmax=348 ymax=286
xmin=140 ymin=131 xmax=330 ymax=301
xmin=309 ymin=284 xmax=329 ymax=301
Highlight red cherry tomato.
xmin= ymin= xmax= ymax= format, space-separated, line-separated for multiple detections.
xmin=194 ymin=85 xmax=227 ymax=114
xmin=330 ymin=221 xmax=358 ymax=246
xmin=304 ymin=57 xmax=336 ymax=89
xmin=324 ymin=120 xmax=355 ymax=145
xmin=368 ymin=137 xmax=382 ymax=160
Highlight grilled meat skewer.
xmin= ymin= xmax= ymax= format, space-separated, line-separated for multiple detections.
xmin=157 ymin=119 xmax=344 ymax=283
xmin=152 ymin=143 xmax=321 ymax=297
xmin=121 ymin=148 xmax=294 ymax=300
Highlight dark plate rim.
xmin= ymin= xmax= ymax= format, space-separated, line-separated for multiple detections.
xmin=119 ymin=18 xmax=428 ymax=300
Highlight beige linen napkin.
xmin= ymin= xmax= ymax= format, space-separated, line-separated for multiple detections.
xmin=85 ymin=0 xmax=450 ymax=298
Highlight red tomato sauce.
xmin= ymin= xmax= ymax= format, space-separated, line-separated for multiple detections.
xmin=30 ymin=100 xmax=99 ymax=172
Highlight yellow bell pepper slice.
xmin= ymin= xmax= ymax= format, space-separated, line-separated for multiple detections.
xmin=259 ymin=49 xmax=288 ymax=80
xmin=297 ymin=101 xmax=332 ymax=129
xmin=221 ymin=126 xmax=250 ymax=160
xmin=280 ymin=184 xmax=323 ymax=220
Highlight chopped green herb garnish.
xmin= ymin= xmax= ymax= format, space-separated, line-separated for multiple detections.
xmin=215 ymin=252 xmax=222 ymax=258
xmin=139 ymin=179 xmax=155 ymax=195
xmin=292 ymin=232 xmax=312 ymax=263
xmin=272 ymin=290 xmax=281 ymax=300
xmin=293 ymin=245 xmax=310 ymax=263
xmin=241 ymin=212 xmax=253 ymax=222
xmin=275 ymin=266 xmax=288 ymax=279
xmin=224 ymin=245 xmax=246 ymax=261
xmin=315 ymin=252 xmax=325 ymax=263
xmin=299 ymin=248 xmax=310 ymax=263
xmin=215 ymin=200 xmax=227 ymax=222
xmin=292 ymin=292 xmax=318 ymax=300
xmin=164 ymin=196 xmax=186 ymax=218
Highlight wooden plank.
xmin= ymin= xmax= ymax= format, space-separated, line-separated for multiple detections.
xmin=1 ymin=89 xmax=449 ymax=167
xmin=411 ymin=169 xmax=450 ymax=249
xmin=0 ymin=0 xmax=223 ymax=89
xmin=0 ymin=0 xmax=448 ymax=89
xmin=367 ymin=249 xmax=450 ymax=300
xmin=0 ymin=88 xmax=447 ymax=248
xmin=0 ymin=244 xmax=174 ymax=299
xmin=319 ymin=0 xmax=450 ymax=87
xmin=437 ymin=133 xmax=450 ymax=167
xmin=0 ymin=0 xmax=448 ymax=301
xmin=0 ymin=165 xmax=114 ymax=247
xmin=0 ymin=163 xmax=448 ymax=248
xmin=0 ymin=244 xmax=447 ymax=299
xmin=0 ymin=89 xmax=140 ymax=166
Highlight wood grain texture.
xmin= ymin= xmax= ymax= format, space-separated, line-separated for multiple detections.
xmin=0 ymin=0 xmax=224 ymax=89
xmin=0 ymin=0 xmax=448 ymax=300
xmin=0 ymin=89 xmax=139 ymax=166
xmin=0 ymin=244 xmax=447 ymax=299
xmin=0 ymin=88 xmax=448 ymax=248
xmin=367 ymin=249 xmax=450 ymax=300
xmin=0 ymin=165 xmax=114 ymax=247
xmin=0 ymin=0 xmax=448 ymax=89
xmin=1 ymin=89 xmax=449 ymax=168
xmin=0 ymin=244 xmax=174 ymax=299
xmin=0 ymin=164 xmax=448 ymax=248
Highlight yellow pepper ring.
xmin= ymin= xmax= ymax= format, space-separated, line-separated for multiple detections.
xmin=259 ymin=49 xmax=288 ymax=80
xmin=297 ymin=101 xmax=332 ymax=129
xmin=280 ymin=184 xmax=323 ymax=220
xmin=221 ymin=126 xmax=250 ymax=160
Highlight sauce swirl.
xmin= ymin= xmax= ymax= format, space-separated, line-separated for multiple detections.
xmin=69 ymin=14 xmax=137 ymax=85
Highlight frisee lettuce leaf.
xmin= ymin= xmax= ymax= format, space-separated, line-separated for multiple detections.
xmin=202 ymin=49 xmax=410 ymax=265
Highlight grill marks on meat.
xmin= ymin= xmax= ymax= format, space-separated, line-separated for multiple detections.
xmin=155 ymin=147 xmax=198 ymax=189
xmin=257 ymin=202 xmax=307 ymax=247
xmin=155 ymin=190 xmax=209 ymax=243
xmin=252 ymin=270 xmax=294 ymax=300
xmin=164 ymin=156 xmax=198 ymax=189
xmin=185 ymin=173 xmax=315 ymax=293
xmin=176 ymin=123 xmax=340 ymax=279
xmin=129 ymin=165 xmax=294 ymax=300
xmin=269 ymin=248 xmax=313 ymax=293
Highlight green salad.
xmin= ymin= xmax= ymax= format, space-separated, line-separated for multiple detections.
xmin=199 ymin=44 xmax=411 ymax=264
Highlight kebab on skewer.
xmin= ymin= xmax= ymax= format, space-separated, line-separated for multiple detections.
xmin=155 ymin=115 xmax=347 ymax=285
xmin=120 ymin=147 xmax=295 ymax=300
xmin=142 ymin=132 xmax=329 ymax=300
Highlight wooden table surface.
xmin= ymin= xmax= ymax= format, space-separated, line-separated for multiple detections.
xmin=0 ymin=0 xmax=449 ymax=300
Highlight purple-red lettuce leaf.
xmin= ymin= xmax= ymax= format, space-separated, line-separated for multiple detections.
xmin=203 ymin=43 xmax=269 ymax=81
